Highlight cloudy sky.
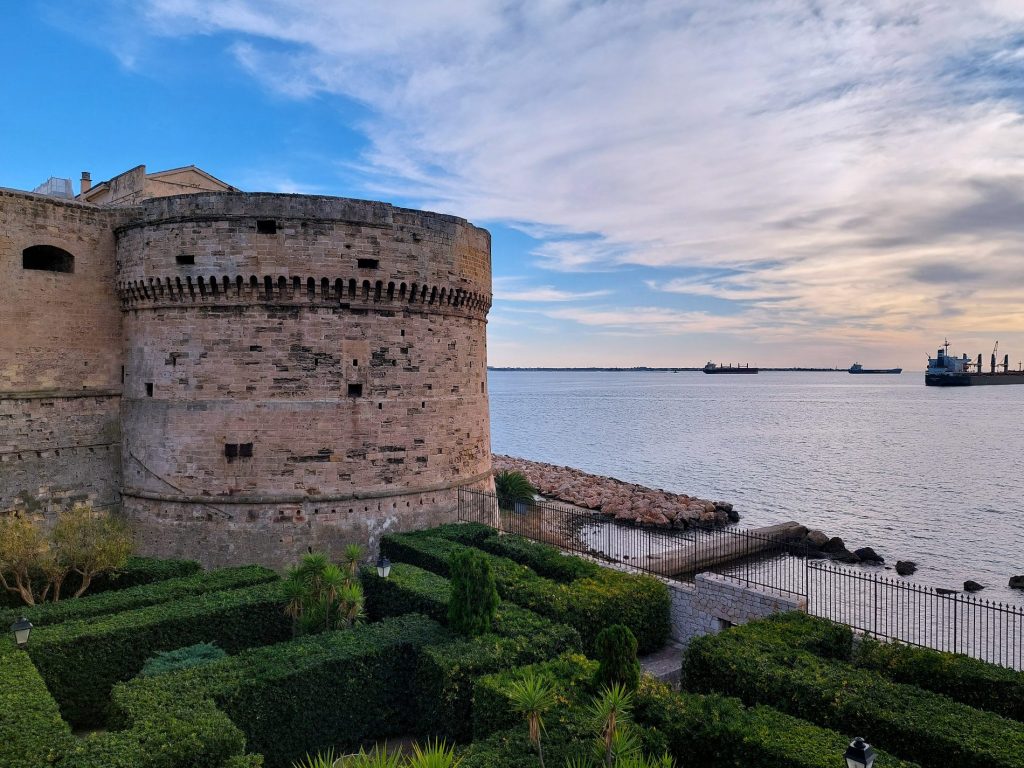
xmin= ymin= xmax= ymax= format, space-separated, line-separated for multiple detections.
xmin=5 ymin=1 xmax=1024 ymax=367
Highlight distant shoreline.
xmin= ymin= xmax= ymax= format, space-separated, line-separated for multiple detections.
xmin=488 ymin=366 xmax=844 ymax=372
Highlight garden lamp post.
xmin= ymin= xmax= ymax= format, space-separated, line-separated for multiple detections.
xmin=844 ymin=737 xmax=876 ymax=768
xmin=376 ymin=555 xmax=391 ymax=579
xmin=10 ymin=617 xmax=33 ymax=648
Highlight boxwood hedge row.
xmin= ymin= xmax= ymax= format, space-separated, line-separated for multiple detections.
xmin=415 ymin=605 xmax=582 ymax=742
xmin=633 ymin=679 xmax=920 ymax=768
xmin=360 ymin=562 xmax=450 ymax=623
xmin=0 ymin=641 xmax=73 ymax=768
xmin=684 ymin=625 xmax=1024 ymax=768
xmin=0 ymin=565 xmax=278 ymax=629
xmin=111 ymin=614 xmax=450 ymax=768
xmin=472 ymin=652 xmax=598 ymax=741
xmin=380 ymin=531 xmax=669 ymax=653
xmin=422 ymin=523 xmax=602 ymax=582
xmin=28 ymin=582 xmax=291 ymax=728
xmin=856 ymin=637 xmax=1024 ymax=722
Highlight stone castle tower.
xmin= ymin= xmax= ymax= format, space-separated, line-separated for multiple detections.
xmin=1 ymin=166 xmax=493 ymax=567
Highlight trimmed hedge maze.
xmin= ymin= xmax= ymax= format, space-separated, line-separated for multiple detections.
xmin=5 ymin=523 xmax=1020 ymax=768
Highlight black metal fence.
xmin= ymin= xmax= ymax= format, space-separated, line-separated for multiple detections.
xmin=457 ymin=486 xmax=1024 ymax=670
xmin=808 ymin=561 xmax=1024 ymax=670
xmin=457 ymin=487 xmax=809 ymax=593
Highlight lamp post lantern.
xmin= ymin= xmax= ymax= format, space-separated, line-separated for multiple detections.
xmin=10 ymin=617 xmax=33 ymax=648
xmin=376 ymin=555 xmax=391 ymax=579
xmin=845 ymin=737 xmax=876 ymax=768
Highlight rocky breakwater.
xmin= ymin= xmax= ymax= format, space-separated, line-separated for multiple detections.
xmin=493 ymin=455 xmax=739 ymax=528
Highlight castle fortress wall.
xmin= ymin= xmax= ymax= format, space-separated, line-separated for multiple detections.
xmin=0 ymin=190 xmax=123 ymax=513
xmin=117 ymin=193 xmax=493 ymax=567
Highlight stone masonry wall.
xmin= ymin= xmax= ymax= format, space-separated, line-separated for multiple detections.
xmin=117 ymin=193 xmax=493 ymax=567
xmin=0 ymin=189 xmax=123 ymax=513
xmin=669 ymin=572 xmax=807 ymax=647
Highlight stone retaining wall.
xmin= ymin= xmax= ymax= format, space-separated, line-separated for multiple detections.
xmin=669 ymin=572 xmax=807 ymax=646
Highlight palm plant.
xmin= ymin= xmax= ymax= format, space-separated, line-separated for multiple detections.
xmin=406 ymin=740 xmax=461 ymax=768
xmin=283 ymin=550 xmax=365 ymax=636
xmin=494 ymin=470 xmax=537 ymax=511
xmin=506 ymin=670 xmax=558 ymax=768
xmin=587 ymin=684 xmax=634 ymax=768
xmin=343 ymin=543 xmax=365 ymax=579
xmin=292 ymin=747 xmax=338 ymax=768
xmin=339 ymin=745 xmax=404 ymax=768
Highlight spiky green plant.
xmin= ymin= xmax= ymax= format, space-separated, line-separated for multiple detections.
xmin=344 ymin=543 xmax=366 ymax=578
xmin=406 ymin=740 xmax=461 ymax=768
xmin=447 ymin=549 xmax=499 ymax=636
xmin=494 ymin=470 xmax=537 ymax=511
xmin=587 ymin=684 xmax=635 ymax=768
xmin=506 ymin=670 xmax=558 ymax=768
xmin=283 ymin=550 xmax=365 ymax=636
xmin=292 ymin=747 xmax=338 ymax=768
xmin=339 ymin=745 xmax=404 ymax=768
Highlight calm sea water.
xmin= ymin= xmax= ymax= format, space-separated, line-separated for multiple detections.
xmin=489 ymin=370 xmax=1024 ymax=603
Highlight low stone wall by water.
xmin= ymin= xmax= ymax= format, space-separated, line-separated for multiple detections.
xmin=494 ymin=455 xmax=738 ymax=528
xmin=669 ymin=573 xmax=806 ymax=646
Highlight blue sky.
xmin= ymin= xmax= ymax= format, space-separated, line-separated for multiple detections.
xmin=5 ymin=1 xmax=1024 ymax=367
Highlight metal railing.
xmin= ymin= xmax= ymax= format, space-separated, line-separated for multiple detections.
xmin=808 ymin=561 xmax=1024 ymax=670
xmin=457 ymin=486 xmax=1024 ymax=670
xmin=457 ymin=487 xmax=809 ymax=593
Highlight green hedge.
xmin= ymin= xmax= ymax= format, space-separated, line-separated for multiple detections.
xmin=109 ymin=614 xmax=449 ymax=768
xmin=856 ymin=637 xmax=1024 ymax=722
xmin=28 ymin=582 xmax=291 ymax=728
xmin=633 ymin=679 xmax=920 ymax=768
xmin=684 ymin=624 xmax=1024 ymax=768
xmin=724 ymin=611 xmax=853 ymax=660
xmin=415 ymin=605 xmax=582 ymax=743
xmin=380 ymin=531 xmax=669 ymax=653
xmin=360 ymin=562 xmax=449 ymax=623
xmin=0 ymin=641 xmax=73 ymax=768
xmin=426 ymin=524 xmax=601 ymax=582
xmin=1 ymin=565 xmax=278 ymax=629
xmin=472 ymin=652 xmax=597 ymax=741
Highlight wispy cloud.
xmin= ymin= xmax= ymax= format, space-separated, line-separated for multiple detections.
xmin=118 ymin=0 xmax=1024 ymax=361
xmin=493 ymin=276 xmax=609 ymax=302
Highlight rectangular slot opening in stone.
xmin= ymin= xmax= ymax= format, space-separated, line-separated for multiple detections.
xmin=239 ymin=443 xmax=253 ymax=458
xmin=256 ymin=219 xmax=278 ymax=234
xmin=145 ymin=383 xmax=153 ymax=397
xmin=176 ymin=254 xmax=195 ymax=265
xmin=357 ymin=258 xmax=379 ymax=269
xmin=347 ymin=383 xmax=363 ymax=397
xmin=224 ymin=443 xmax=238 ymax=459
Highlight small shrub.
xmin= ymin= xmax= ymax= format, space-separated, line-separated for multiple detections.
xmin=595 ymin=625 xmax=641 ymax=691
xmin=283 ymin=551 xmax=365 ymax=636
xmin=494 ymin=470 xmax=536 ymax=511
xmin=140 ymin=642 xmax=227 ymax=677
xmin=447 ymin=549 xmax=499 ymax=636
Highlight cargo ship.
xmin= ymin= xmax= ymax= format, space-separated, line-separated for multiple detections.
xmin=703 ymin=362 xmax=758 ymax=374
xmin=849 ymin=363 xmax=902 ymax=374
xmin=926 ymin=340 xmax=1024 ymax=386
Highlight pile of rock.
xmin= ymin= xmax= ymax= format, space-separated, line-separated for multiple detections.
xmin=493 ymin=455 xmax=739 ymax=529
xmin=799 ymin=529 xmax=886 ymax=565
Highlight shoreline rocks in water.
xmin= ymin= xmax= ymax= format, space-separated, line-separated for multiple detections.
xmin=1010 ymin=576 xmax=1024 ymax=591
xmin=493 ymin=454 xmax=738 ymax=528
xmin=896 ymin=561 xmax=917 ymax=576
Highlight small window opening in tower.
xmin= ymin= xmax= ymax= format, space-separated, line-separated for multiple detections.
xmin=176 ymin=255 xmax=195 ymax=265
xmin=145 ymin=383 xmax=153 ymax=397
xmin=357 ymin=258 xmax=379 ymax=269
xmin=239 ymin=443 xmax=253 ymax=458
xmin=352 ymin=359 xmax=358 ymax=367
xmin=224 ymin=443 xmax=238 ymax=460
xmin=256 ymin=219 xmax=278 ymax=234
xmin=347 ymin=383 xmax=363 ymax=397
xmin=22 ymin=245 xmax=74 ymax=273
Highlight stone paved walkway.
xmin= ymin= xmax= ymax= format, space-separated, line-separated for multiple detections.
xmin=640 ymin=640 xmax=685 ymax=689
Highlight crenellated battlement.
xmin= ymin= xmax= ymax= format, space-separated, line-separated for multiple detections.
xmin=116 ymin=274 xmax=492 ymax=317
